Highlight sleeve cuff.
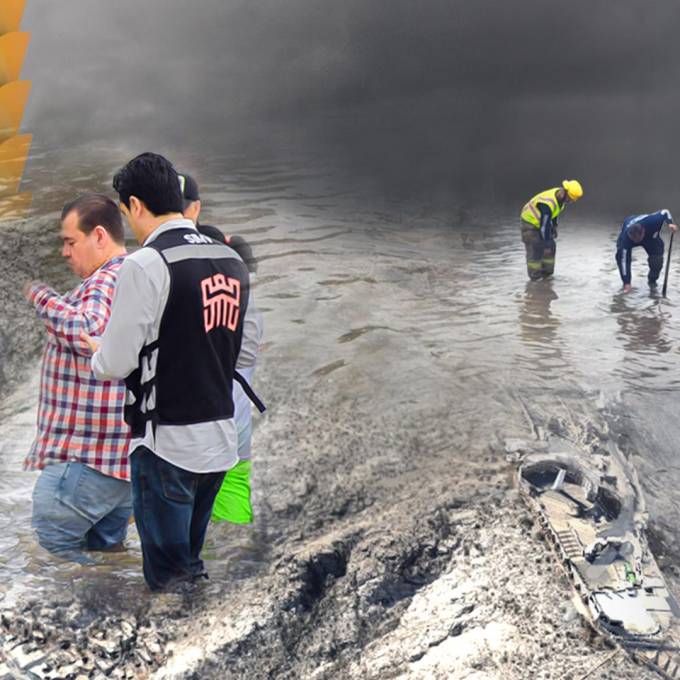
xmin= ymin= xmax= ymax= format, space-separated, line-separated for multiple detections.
xmin=27 ymin=283 xmax=55 ymax=310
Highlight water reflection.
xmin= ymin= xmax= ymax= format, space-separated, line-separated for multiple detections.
xmin=608 ymin=291 xmax=675 ymax=393
xmin=610 ymin=293 xmax=672 ymax=356
xmin=517 ymin=280 xmax=566 ymax=378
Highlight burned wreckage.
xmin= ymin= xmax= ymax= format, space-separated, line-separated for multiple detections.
xmin=517 ymin=440 xmax=680 ymax=677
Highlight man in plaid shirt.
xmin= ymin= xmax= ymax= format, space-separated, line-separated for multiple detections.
xmin=24 ymin=194 xmax=131 ymax=560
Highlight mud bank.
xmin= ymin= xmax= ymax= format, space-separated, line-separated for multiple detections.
xmin=162 ymin=499 xmax=661 ymax=680
xmin=0 ymin=494 xmax=664 ymax=679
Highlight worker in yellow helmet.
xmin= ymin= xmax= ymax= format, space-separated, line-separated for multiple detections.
xmin=520 ymin=179 xmax=583 ymax=280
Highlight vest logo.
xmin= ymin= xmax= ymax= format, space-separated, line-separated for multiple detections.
xmin=184 ymin=232 xmax=214 ymax=245
xmin=201 ymin=274 xmax=240 ymax=333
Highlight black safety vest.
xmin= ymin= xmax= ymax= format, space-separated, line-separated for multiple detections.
xmin=125 ymin=228 xmax=250 ymax=437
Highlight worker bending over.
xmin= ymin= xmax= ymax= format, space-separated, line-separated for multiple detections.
xmin=616 ymin=210 xmax=678 ymax=293
xmin=520 ymin=180 xmax=583 ymax=280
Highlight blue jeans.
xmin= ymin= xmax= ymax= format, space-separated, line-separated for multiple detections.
xmin=130 ymin=446 xmax=226 ymax=592
xmin=32 ymin=462 xmax=132 ymax=562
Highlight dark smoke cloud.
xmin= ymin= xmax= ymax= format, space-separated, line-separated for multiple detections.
xmin=19 ymin=0 xmax=680 ymax=211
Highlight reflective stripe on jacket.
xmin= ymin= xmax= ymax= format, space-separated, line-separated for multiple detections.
xmin=521 ymin=188 xmax=564 ymax=228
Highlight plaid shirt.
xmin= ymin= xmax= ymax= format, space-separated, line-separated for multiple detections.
xmin=24 ymin=255 xmax=130 ymax=480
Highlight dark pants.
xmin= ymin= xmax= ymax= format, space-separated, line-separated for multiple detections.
xmin=615 ymin=238 xmax=664 ymax=285
xmin=521 ymin=221 xmax=556 ymax=280
xmin=130 ymin=446 xmax=226 ymax=592
xmin=645 ymin=238 xmax=664 ymax=283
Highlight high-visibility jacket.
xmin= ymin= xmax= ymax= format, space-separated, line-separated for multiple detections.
xmin=521 ymin=188 xmax=564 ymax=228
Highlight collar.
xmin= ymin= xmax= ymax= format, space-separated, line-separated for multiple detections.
xmin=143 ymin=218 xmax=197 ymax=246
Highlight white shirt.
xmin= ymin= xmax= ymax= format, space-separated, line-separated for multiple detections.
xmin=233 ymin=273 xmax=263 ymax=459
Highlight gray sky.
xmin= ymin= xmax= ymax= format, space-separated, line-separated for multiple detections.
xmin=19 ymin=0 xmax=680 ymax=211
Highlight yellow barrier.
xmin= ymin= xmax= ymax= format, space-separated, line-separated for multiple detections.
xmin=0 ymin=191 xmax=31 ymax=218
xmin=0 ymin=0 xmax=26 ymax=35
xmin=0 ymin=32 xmax=30 ymax=85
xmin=0 ymin=81 xmax=31 ymax=140
xmin=0 ymin=133 xmax=31 ymax=194
xmin=0 ymin=0 xmax=31 ymax=220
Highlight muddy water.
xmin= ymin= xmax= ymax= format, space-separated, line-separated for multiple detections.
xmin=1 ymin=147 xmax=680 ymax=676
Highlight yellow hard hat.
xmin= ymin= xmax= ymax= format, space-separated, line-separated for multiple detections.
xmin=562 ymin=179 xmax=583 ymax=201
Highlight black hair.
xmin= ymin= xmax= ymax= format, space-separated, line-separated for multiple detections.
xmin=627 ymin=223 xmax=645 ymax=242
xmin=112 ymin=152 xmax=183 ymax=216
xmin=61 ymin=193 xmax=125 ymax=244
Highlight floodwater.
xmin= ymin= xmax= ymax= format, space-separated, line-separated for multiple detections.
xmin=1 ymin=145 xmax=680 ymax=616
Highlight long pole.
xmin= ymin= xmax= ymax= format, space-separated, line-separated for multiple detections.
xmin=662 ymin=231 xmax=674 ymax=297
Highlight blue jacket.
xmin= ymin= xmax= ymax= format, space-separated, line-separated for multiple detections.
xmin=616 ymin=210 xmax=673 ymax=284
xmin=617 ymin=210 xmax=673 ymax=249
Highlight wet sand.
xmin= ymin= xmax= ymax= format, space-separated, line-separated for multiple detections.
xmin=1 ymin=148 xmax=679 ymax=678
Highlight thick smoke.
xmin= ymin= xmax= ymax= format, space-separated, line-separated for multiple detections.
xmin=19 ymin=0 xmax=680 ymax=211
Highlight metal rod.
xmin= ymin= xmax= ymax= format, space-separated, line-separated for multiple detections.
xmin=663 ymin=230 xmax=674 ymax=297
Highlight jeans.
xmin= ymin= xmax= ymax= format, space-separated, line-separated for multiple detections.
xmin=615 ymin=238 xmax=664 ymax=286
xmin=130 ymin=446 xmax=226 ymax=592
xmin=32 ymin=462 xmax=132 ymax=562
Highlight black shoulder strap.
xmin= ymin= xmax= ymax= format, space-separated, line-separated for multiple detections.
xmin=234 ymin=371 xmax=266 ymax=413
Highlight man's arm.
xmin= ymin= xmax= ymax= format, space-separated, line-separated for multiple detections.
xmin=536 ymin=203 xmax=552 ymax=240
xmin=90 ymin=253 xmax=165 ymax=381
xmin=236 ymin=287 xmax=263 ymax=370
xmin=616 ymin=245 xmax=633 ymax=290
xmin=638 ymin=210 xmax=677 ymax=234
xmin=26 ymin=274 xmax=116 ymax=356
xmin=659 ymin=209 xmax=678 ymax=232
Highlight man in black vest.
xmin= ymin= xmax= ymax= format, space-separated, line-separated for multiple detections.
xmin=83 ymin=152 xmax=254 ymax=591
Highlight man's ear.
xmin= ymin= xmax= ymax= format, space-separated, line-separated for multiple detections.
xmin=93 ymin=224 xmax=109 ymax=247
xmin=129 ymin=195 xmax=143 ymax=217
